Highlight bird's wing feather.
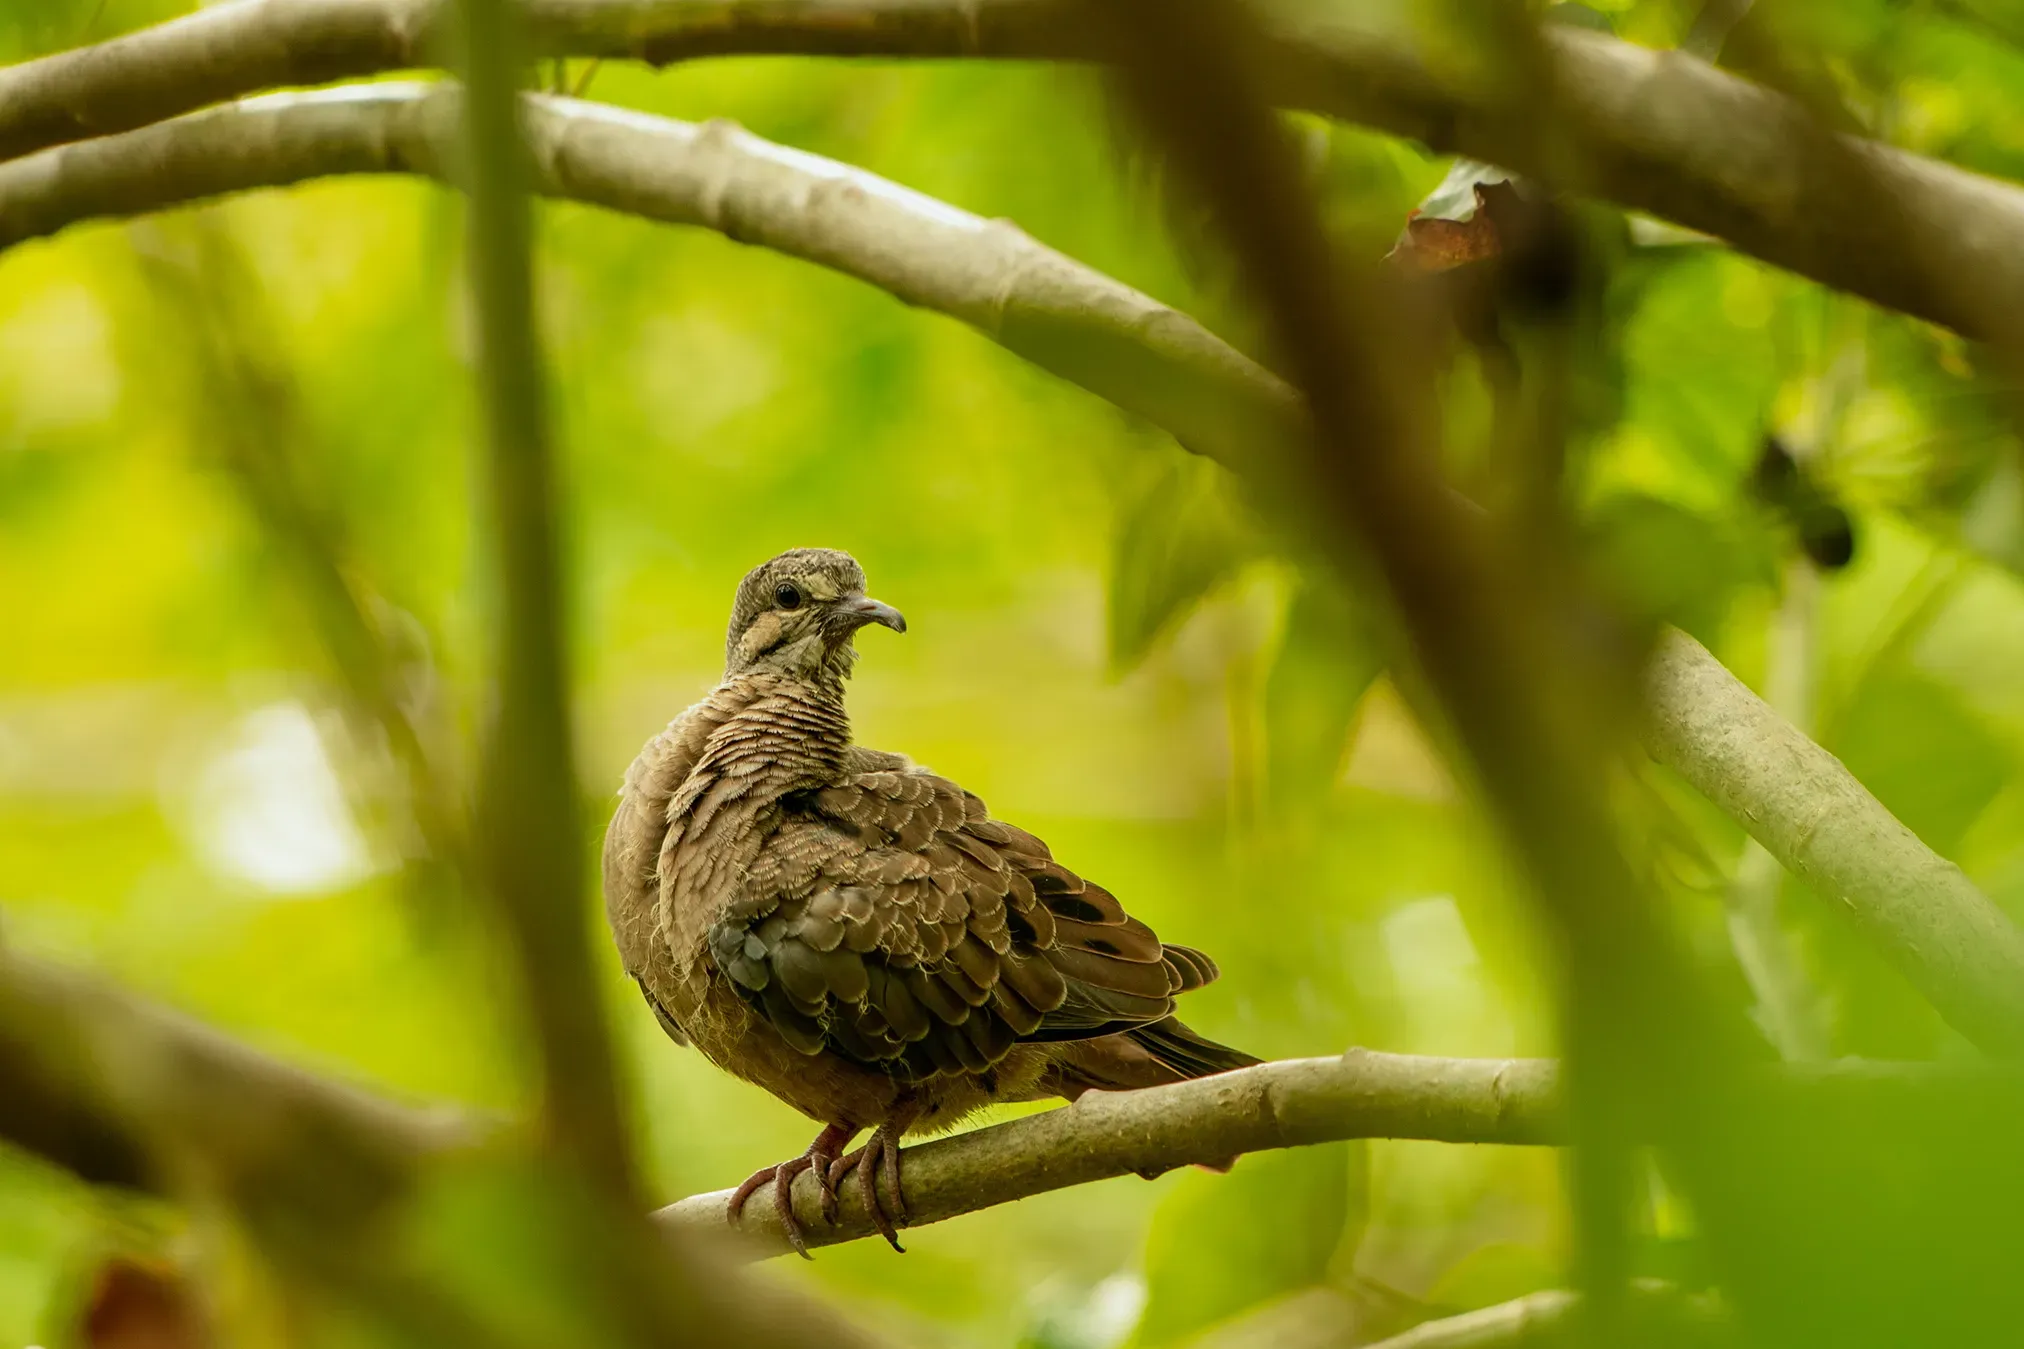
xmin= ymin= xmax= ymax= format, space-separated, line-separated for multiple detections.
xmin=707 ymin=762 xmax=1216 ymax=1076
xmin=604 ymin=700 xmax=729 ymax=983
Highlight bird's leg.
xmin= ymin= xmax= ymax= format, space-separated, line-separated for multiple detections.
xmin=725 ymin=1122 xmax=855 ymax=1260
xmin=826 ymin=1100 xmax=919 ymax=1253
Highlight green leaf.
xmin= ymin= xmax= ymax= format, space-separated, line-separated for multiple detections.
xmin=1833 ymin=666 xmax=2009 ymax=859
xmin=1264 ymin=577 xmax=1385 ymax=811
xmin=1582 ymin=492 xmax=1773 ymax=643
xmin=1106 ymin=454 xmax=1259 ymax=675
xmin=1132 ymin=1142 xmax=1364 ymax=1347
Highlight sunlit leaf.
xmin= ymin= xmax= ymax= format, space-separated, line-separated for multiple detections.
xmin=1106 ymin=454 xmax=1260 ymax=675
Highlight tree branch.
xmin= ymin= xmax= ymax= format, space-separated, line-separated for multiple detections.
xmin=2 ymin=86 xmax=2020 ymax=1055
xmin=0 ymin=84 xmax=1295 ymax=472
xmin=1645 ymin=630 xmax=2024 ymax=1056
xmin=452 ymin=0 xmax=641 ymax=1207
xmin=0 ymin=944 xmax=902 ymax=1348
xmin=653 ymin=1050 xmax=1562 ymax=1258
xmin=1083 ymin=0 xmax=1743 ymax=1331
xmin=6 ymin=1 xmax=2024 ymax=343
xmin=0 ymin=944 xmax=462 ymax=1218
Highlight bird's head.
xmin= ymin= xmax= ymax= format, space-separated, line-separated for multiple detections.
xmin=723 ymin=548 xmax=906 ymax=683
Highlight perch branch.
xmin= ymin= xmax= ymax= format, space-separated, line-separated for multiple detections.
xmin=654 ymin=1050 xmax=1563 ymax=1258
xmin=5 ymin=2 xmax=2024 ymax=342
xmin=1 ymin=87 xmax=2020 ymax=1055
xmin=658 ymin=1050 xmax=2010 ymax=1259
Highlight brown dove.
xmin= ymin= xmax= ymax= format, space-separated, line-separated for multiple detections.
xmin=603 ymin=548 xmax=1256 ymax=1255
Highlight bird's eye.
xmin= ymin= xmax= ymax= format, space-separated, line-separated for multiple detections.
xmin=774 ymin=583 xmax=803 ymax=610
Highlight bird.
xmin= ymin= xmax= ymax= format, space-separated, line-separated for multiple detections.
xmin=602 ymin=548 xmax=1257 ymax=1256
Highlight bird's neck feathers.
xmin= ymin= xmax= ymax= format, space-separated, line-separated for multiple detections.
xmin=693 ymin=670 xmax=854 ymax=785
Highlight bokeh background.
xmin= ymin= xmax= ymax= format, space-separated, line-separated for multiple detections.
xmin=10 ymin=0 xmax=2024 ymax=1344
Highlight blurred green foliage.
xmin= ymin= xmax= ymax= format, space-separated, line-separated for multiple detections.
xmin=9 ymin=0 xmax=2024 ymax=1345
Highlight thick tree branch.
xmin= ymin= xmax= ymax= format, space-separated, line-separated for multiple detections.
xmin=1645 ymin=630 xmax=2024 ymax=1056
xmin=6 ymin=1 xmax=2024 ymax=343
xmin=1 ymin=87 xmax=2020 ymax=1055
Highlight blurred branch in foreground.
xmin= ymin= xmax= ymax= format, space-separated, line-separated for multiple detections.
xmin=1080 ymin=0 xmax=1741 ymax=1331
xmin=451 ymin=0 xmax=638 ymax=1206
xmin=0 ymin=943 xmax=893 ymax=1347
xmin=2 ymin=85 xmax=2021 ymax=1057
xmin=6 ymin=1 xmax=2024 ymax=346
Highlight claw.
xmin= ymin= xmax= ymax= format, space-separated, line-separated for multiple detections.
xmin=832 ymin=1121 xmax=909 ymax=1252
xmin=725 ymin=1123 xmax=855 ymax=1260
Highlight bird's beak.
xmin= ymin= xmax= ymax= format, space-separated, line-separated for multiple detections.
xmin=838 ymin=596 xmax=907 ymax=635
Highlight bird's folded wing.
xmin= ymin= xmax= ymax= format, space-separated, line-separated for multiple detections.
xmin=706 ymin=763 xmax=1219 ymax=1076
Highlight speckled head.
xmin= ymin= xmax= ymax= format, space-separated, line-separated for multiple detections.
xmin=723 ymin=548 xmax=906 ymax=682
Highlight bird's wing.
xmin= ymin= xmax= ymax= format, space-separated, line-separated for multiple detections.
xmin=707 ymin=761 xmax=1218 ymax=1077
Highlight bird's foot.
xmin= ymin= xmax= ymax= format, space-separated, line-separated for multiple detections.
xmin=827 ymin=1119 xmax=910 ymax=1253
xmin=725 ymin=1122 xmax=854 ymax=1260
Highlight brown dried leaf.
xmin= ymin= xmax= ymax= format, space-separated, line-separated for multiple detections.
xmin=80 ymin=1256 xmax=205 ymax=1349
xmin=1387 ymin=181 xmax=1533 ymax=273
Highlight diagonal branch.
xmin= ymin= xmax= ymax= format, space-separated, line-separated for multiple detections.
xmin=2 ymin=86 xmax=2021 ymax=1055
xmin=1645 ymin=630 xmax=2024 ymax=1055
xmin=6 ymin=1 xmax=2024 ymax=343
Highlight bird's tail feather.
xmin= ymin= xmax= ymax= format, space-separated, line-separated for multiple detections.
xmin=1126 ymin=1016 xmax=1260 ymax=1080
